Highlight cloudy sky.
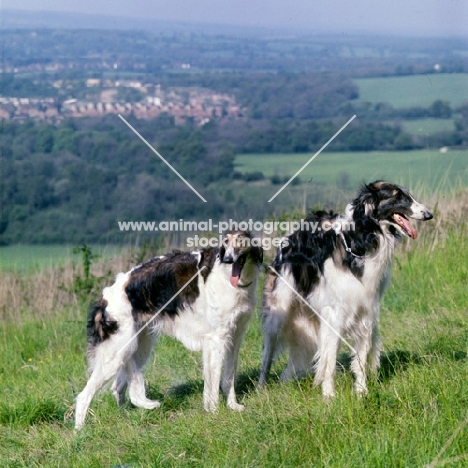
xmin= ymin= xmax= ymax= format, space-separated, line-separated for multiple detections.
xmin=2 ymin=0 xmax=468 ymax=36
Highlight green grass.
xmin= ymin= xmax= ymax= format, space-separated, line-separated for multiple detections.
xmin=0 ymin=215 xmax=467 ymax=467
xmin=235 ymin=149 xmax=468 ymax=197
xmin=399 ymin=118 xmax=455 ymax=136
xmin=0 ymin=245 xmax=126 ymax=273
xmin=354 ymin=73 xmax=468 ymax=108
xmin=0 ymin=245 xmax=75 ymax=272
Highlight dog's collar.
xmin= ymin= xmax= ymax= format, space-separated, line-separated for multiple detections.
xmin=338 ymin=232 xmax=367 ymax=259
xmin=237 ymin=281 xmax=253 ymax=288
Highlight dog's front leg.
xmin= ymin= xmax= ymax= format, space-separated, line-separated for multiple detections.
xmin=222 ymin=315 xmax=250 ymax=411
xmin=202 ymin=334 xmax=225 ymax=412
xmin=350 ymin=321 xmax=373 ymax=396
xmin=314 ymin=306 xmax=341 ymax=399
xmin=351 ymin=314 xmax=381 ymax=396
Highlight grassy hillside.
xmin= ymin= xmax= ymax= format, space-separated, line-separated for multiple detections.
xmin=0 ymin=192 xmax=467 ymax=467
xmin=235 ymin=149 xmax=468 ymax=197
xmin=354 ymin=73 xmax=468 ymax=108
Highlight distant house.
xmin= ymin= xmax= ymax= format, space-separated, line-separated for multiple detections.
xmin=86 ymin=79 xmax=101 ymax=87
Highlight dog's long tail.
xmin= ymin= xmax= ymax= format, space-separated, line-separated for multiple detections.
xmin=87 ymin=298 xmax=119 ymax=347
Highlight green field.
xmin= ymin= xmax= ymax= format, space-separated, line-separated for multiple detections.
xmin=355 ymin=73 xmax=468 ymax=108
xmin=400 ymin=118 xmax=455 ymax=135
xmin=235 ymin=149 xmax=468 ymax=197
xmin=0 ymin=245 xmax=126 ymax=272
xmin=0 ymin=245 xmax=75 ymax=272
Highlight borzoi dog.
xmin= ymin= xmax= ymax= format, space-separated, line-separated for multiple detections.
xmin=259 ymin=181 xmax=432 ymax=398
xmin=75 ymin=231 xmax=262 ymax=429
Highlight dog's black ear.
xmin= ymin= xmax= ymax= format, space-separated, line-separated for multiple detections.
xmin=219 ymin=242 xmax=226 ymax=262
xmin=354 ymin=181 xmax=382 ymax=219
xmin=252 ymin=246 xmax=263 ymax=265
xmin=366 ymin=180 xmax=385 ymax=192
xmin=219 ymin=234 xmax=231 ymax=262
xmin=197 ymin=248 xmax=217 ymax=282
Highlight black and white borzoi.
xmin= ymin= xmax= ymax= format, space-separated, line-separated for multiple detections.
xmin=259 ymin=181 xmax=433 ymax=397
xmin=75 ymin=231 xmax=262 ymax=429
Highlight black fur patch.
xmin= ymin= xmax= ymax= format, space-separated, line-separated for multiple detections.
xmin=250 ymin=245 xmax=264 ymax=265
xmin=272 ymin=211 xmax=340 ymax=295
xmin=125 ymin=249 xmax=217 ymax=321
xmin=87 ymin=298 xmax=119 ymax=346
xmin=272 ymin=181 xmax=420 ymax=297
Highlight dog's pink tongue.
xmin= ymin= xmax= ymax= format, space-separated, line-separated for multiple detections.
xmin=230 ymin=274 xmax=239 ymax=287
xmin=394 ymin=214 xmax=418 ymax=239
xmin=402 ymin=218 xmax=418 ymax=239
xmin=230 ymin=261 xmax=241 ymax=287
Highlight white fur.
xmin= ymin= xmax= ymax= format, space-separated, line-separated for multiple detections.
xmin=409 ymin=199 xmax=429 ymax=220
xmin=75 ymin=255 xmax=258 ymax=429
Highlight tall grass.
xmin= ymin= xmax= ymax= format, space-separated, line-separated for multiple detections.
xmin=0 ymin=252 xmax=131 ymax=322
xmin=0 ymin=192 xmax=467 ymax=467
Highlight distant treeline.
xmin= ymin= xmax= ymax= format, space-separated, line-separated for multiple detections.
xmin=233 ymin=111 xmax=468 ymax=153
xmin=3 ymin=29 xmax=467 ymax=75
xmin=0 ymin=115 xmax=237 ymax=244
xmin=2 ymin=104 xmax=467 ymax=244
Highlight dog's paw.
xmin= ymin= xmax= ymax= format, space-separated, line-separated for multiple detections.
xmin=322 ymin=381 xmax=336 ymax=401
xmin=133 ymin=398 xmax=160 ymax=410
xmin=147 ymin=400 xmax=161 ymax=409
xmin=228 ymin=402 xmax=245 ymax=412
xmin=353 ymin=383 xmax=368 ymax=397
xmin=257 ymin=375 xmax=268 ymax=388
xmin=203 ymin=401 xmax=219 ymax=413
xmin=113 ymin=391 xmax=127 ymax=407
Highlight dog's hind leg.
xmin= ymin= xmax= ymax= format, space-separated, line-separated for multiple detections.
xmin=368 ymin=322 xmax=382 ymax=374
xmin=222 ymin=315 xmax=250 ymax=411
xmin=111 ymin=369 xmax=128 ymax=406
xmin=75 ymin=343 xmax=127 ymax=429
xmin=259 ymin=309 xmax=285 ymax=387
xmin=281 ymin=342 xmax=315 ymax=382
xmin=259 ymin=334 xmax=277 ymax=387
xmin=111 ymin=326 xmax=157 ymax=407
xmin=281 ymin=313 xmax=318 ymax=381
xmin=125 ymin=327 xmax=160 ymax=410
xmin=259 ymin=273 xmax=294 ymax=387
